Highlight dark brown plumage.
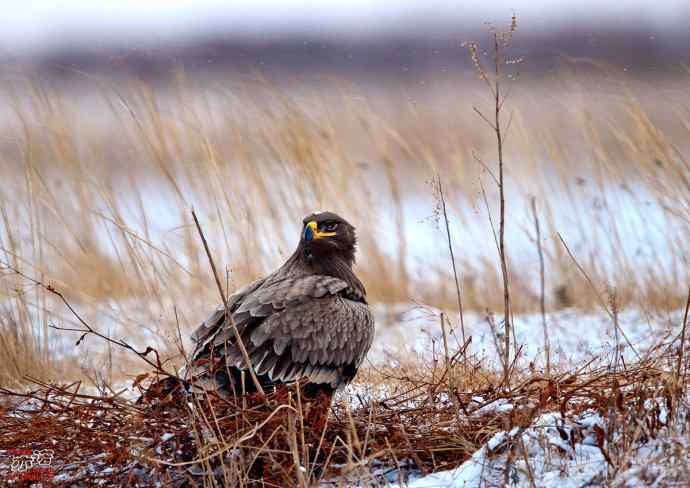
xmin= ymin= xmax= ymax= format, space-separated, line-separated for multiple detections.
xmin=186 ymin=211 xmax=374 ymax=399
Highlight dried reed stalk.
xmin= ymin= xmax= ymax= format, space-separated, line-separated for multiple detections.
xmin=191 ymin=209 xmax=265 ymax=396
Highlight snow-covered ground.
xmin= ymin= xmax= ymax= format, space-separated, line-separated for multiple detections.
xmin=342 ymin=304 xmax=689 ymax=488
xmin=3 ymin=289 xmax=687 ymax=487
xmin=389 ymin=402 xmax=689 ymax=488
xmin=46 ymin=300 xmax=683 ymax=400
xmin=328 ymin=384 xmax=689 ymax=488
xmin=371 ymin=304 xmax=682 ymax=370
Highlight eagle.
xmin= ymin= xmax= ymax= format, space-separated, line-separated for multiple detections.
xmin=186 ymin=211 xmax=374 ymax=400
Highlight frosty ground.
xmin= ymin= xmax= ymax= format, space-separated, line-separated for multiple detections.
xmin=1 ymin=294 xmax=688 ymax=486
xmin=328 ymin=304 xmax=690 ymax=487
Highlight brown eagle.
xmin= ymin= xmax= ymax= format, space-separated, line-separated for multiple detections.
xmin=186 ymin=211 xmax=374 ymax=399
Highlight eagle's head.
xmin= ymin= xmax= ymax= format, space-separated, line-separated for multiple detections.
xmin=300 ymin=211 xmax=357 ymax=264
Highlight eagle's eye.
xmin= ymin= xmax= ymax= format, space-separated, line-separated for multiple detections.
xmin=322 ymin=222 xmax=339 ymax=232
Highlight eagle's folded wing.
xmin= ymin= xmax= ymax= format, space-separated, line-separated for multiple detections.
xmin=187 ymin=274 xmax=374 ymax=389
xmin=246 ymin=296 xmax=373 ymax=386
xmin=189 ymin=277 xmax=266 ymax=348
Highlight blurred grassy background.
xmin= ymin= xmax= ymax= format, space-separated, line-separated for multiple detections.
xmin=0 ymin=67 xmax=688 ymax=386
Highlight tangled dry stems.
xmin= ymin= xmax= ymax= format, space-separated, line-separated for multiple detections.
xmin=1 ymin=343 xmax=686 ymax=487
xmin=1 ymin=17 xmax=688 ymax=487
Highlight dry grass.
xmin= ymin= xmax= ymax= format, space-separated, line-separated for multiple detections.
xmin=0 ymin=69 xmax=688 ymax=384
xmin=0 ymin=72 xmax=687 ymax=314
xmin=0 ymin=55 xmax=688 ymax=485
xmin=0 ymin=328 xmax=687 ymax=486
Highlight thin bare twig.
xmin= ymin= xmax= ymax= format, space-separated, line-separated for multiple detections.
xmin=530 ymin=197 xmax=550 ymax=375
xmin=556 ymin=233 xmax=639 ymax=359
xmin=191 ymin=209 xmax=265 ymax=396
xmin=472 ymin=150 xmax=500 ymax=187
xmin=440 ymin=312 xmax=451 ymax=368
xmin=674 ymin=286 xmax=690 ymax=395
xmin=473 ymin=106 xmax=497 ymax=131
xmin=466 ymin=22 xmax=516 ymax=382
xmin=492 ymin=31 xmax=513 ymax=385
xmin=0 ymin=260 xmax=176 ymax=378
xmin=435 ymin=176 xmax=466 ymax=344
xmin=519 ymin=437 xmax=537 ymax=488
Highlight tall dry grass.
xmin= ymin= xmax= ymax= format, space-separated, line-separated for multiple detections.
xmin=0 ymin=68 xmax=688 ymax=385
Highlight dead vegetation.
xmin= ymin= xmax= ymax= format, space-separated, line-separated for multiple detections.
xmin=1 ymin=324 xmax=688 ymax=486
xmin=0 ymin=69 xmax=688 ymax=317
xmin=0 ymin=75 xmax=687 ymax=333
xmin=0 ymin=246 xmax=688 ymax=486
xmin=0 ymin=15 xmax=689 ymax=488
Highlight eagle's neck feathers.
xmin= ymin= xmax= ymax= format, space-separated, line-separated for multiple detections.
xmin=281 ymin=245 xmax=366 ymax=299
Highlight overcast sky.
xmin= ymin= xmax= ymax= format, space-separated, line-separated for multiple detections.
xmin=1 ymin=0 xmax=688 ymax=52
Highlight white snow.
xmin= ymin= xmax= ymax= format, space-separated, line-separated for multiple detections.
xmin=3 ymin=285 xmax=686 ymax=487
xmin=370 ymin=305 xmax=684 ymax=370
xmin=337 ymin=304 xmax=690 ymax=488
xmin=471 ymin=399 xmax=514 ymax=416
xmin=378 ymin=394 xmax=690 ymax=488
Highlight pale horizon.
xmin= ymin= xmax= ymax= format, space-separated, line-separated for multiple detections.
xmin=0 ymin=0 xmax=688 ymax=54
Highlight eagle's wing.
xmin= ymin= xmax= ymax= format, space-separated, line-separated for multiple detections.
xmin=189 ymin=277 xmax=266 ymax=350
xmin=187 ymin=274 xmax=374 ymax=390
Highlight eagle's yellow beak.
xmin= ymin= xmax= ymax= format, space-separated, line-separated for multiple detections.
xmin=304 ymin=220 xmax=336 ymax=241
